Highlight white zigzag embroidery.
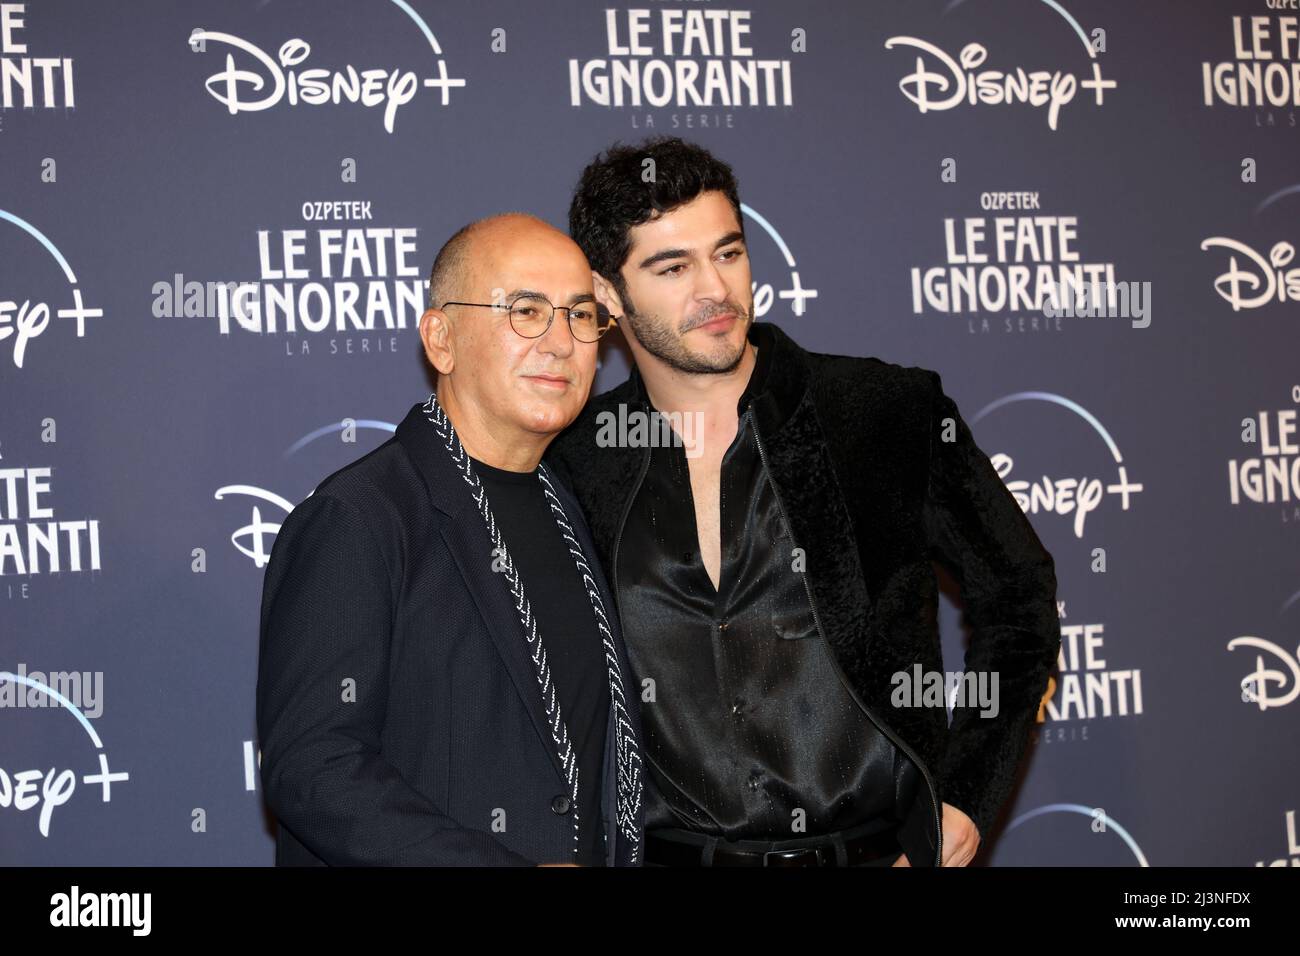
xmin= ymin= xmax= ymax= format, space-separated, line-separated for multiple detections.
xmin=422 ymin=392 xmax=642 ymax=863
xmin=537 ymin=468 xmax=643 ymax=861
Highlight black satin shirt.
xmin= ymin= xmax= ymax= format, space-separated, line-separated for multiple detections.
xmin=616 ymin=335 xmax=900 ymax=841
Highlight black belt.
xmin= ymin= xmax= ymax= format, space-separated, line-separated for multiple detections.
xmin=645 ymin=819 xmax=902 ymax=867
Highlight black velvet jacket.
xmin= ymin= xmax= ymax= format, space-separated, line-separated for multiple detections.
xmin=545 ymin=322 xmax=1060 ymax=864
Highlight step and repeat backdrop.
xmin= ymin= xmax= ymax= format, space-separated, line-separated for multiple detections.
xmin=1 ymin=0 xmax=1296 ymax=866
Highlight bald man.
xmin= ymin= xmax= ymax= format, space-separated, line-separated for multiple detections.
xmin=257 ymin=214 xmax=645 ymax=866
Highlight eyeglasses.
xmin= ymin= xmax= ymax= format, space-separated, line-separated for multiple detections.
xmin=440 ymin=294 xmax=616 ymax=343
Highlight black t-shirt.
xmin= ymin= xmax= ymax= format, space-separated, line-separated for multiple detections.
xmin=471 ymin=455 xmax=609 ymax=866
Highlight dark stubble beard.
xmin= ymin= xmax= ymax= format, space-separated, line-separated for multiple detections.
xmin=620 ymin=292 xmax=754 ymax=375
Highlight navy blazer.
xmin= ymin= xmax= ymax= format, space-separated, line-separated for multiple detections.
xmin=256 ymin=400 xmax=645 ymax=865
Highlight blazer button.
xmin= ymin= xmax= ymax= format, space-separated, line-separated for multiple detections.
xmin=551 ymin=794 xmax=572 ymax=815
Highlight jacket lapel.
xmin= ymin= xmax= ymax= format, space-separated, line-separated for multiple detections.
xmin=540 ymin=462 xmax=645 ymax=865
xmin=753 ymin=387 xmax=876 ymax=675
xmin=747 ymin=325 xmax=877 ymax=672
xmin=395 ymin=402 xmax=569 ymax=786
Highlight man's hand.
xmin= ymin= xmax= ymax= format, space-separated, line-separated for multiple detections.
xmin=891 ymin=802 xmax=981 ymax=867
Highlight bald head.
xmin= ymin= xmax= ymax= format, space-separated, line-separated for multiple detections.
xmin=428 ymin=212 xmax=572 ymax=309
xmin=418 ymin=210 xmax=602 ymax=470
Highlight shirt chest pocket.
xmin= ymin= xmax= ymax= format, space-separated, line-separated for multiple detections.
xmin=770 ymin=572 xmax=819 ymax=641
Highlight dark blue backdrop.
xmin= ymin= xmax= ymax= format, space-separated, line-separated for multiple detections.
xmin=2 ymin=0 xmax=1297 ymax=866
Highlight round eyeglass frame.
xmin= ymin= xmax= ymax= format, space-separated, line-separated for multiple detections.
xmin=439 ymin=295 xmax=617 ymax=343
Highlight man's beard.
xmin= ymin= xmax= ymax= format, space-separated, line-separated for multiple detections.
xmin=620 ymin=291 xmax=753 ymax=375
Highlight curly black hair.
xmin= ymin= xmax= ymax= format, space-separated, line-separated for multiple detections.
xmin=568 ymin=137 xmax=744 ymax=304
